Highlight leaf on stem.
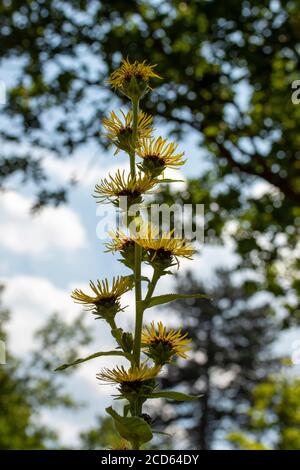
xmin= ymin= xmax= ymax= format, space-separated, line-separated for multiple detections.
xmin=106 ymin=406 xmax=153 ymax=445
xmin=55 ymin=350 xmax=129 ymax=371
xmin=139 ymin=292 xmax=210 ymax=310
xmin=126 ymin=273 xmax=151 ymax=283
xmin=143 ymin=391 xmax=203 ymax=401
xmin=158 ymin=178 xmax=185 ymax=183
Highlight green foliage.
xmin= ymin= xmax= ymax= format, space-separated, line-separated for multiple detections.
xmin=0 ymin=286 xmax=92 ymax=449
xmin=143 ymin=391 xmax=202 ymax=401
xmin=1 ymin=0 xmax=298 ymax=325
xmin=0 ymin=2 xmax=298 ymax=210
xmin=55 ymin=350 xmax=128 ymax=372
xmin=157 ymin=175 xmax=299 ymax=325
xmin=228 ymin=433 xmax=269 ymax=451
xmin=1 ymin=0 xmax=300 ymax=449
xmin=141 ymin=292 xmax=209 ymax=310
xmin=0 ymin=347 xmax=53 ymax=449
xmin=80 ymin=416 xmax=118 ymax=450
xmin=228 ymin=377 xmax=300 ymax=450
xmin=152 ymin=270 xmax=282 ymax=449
xmin=80 ymin=415 xmax=170 ymax=450
xmin=106 ymin=406 xmax=153 ymax=448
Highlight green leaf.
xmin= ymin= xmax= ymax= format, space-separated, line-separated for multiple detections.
xmin=143 ymin=391 xmax=203 ymax=401
xmin=140 ymin=293 xmax=209 ymax=310
xmin=111 ymin=328 xmax=123 ymax=344
xmin=106 ymin=406 xmax=153 ymax=445
xmin=159 ymin=178 xmax=185 ymax=183
xmin=153 ymin=430 xmax=172 ymax=437
xmin=126 ymin=274 xmax=150 ymax=283
xmin=55 ymin=350 xmax=127 ymax=371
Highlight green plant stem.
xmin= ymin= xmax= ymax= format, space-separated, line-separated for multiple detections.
xmin=133 ymin=243 xmax=142 ymax=366
xmin=133 ymin=267 xmax=161 ymax=368
xmin=130 ymin=97 xmax=143 ymax=369
xmin=107 ymin=318 xmax=117 ymax=330
xmin=129 ymin=152 xmax=136 ymax=178
xmin=144 ymin=268 xmax=161 ymax=302
xmin=129 ymin=98 xmax=139 ymax=178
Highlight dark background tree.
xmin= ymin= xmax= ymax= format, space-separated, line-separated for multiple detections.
xmin=1 ymin=0 xmax=299 ymax=449
xmin=151 ymin=269 xmax=282 ymax=450
xmin=78 ymin=269 xmax=284 ymax=450
xmin=1 ymin=0 xmax=298 ymax=318
xmin=79 ymin=416 xmax=116 ymax=450
xmin=0 ymin=286 xmax=91 ymax=449
xmin=229 ymin=377 xmax=300 ymax=450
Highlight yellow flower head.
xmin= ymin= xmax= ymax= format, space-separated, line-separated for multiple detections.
xmin=106 ymin=230 xmax=134 ymax=253
xmin=102 ymin=110 xmax=153 ymax=154
xmin=97 ymin=363 xmax=161 ymax=394
xmin=138 ymin=137 xmax=185 ymax=176
xmin=108 ymin=58 xmax=161 ymax=99
xmin=142 ymin=321 xmax=191 ymax=364
xmin=135 ymin=224 xmax=195 ymax=269
xmin=94 ymin=170 xmax=158 ymax=206
xmin=71 ymin=276 xmax=132 ymax=319
xmin=97 ymin=362 xmax=160 ymax=384
xmin=105 ymin=230 xmax=137 ymax=269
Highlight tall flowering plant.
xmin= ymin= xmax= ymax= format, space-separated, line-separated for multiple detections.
xmin=56 ymin=59 xmax=205 ymax=450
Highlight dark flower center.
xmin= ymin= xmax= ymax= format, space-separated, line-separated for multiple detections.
xmin=120 ymin=380 xmax=143 ymax=394
xmin=152 ymin=337 xmax=172 ymax=347
xmin=119 ymin=127 xmax=132 ymax=135
xmin=95 ymin=296 xmax=117 ymax=307
xmin=117 ymin=189 xmax=141 ymax=198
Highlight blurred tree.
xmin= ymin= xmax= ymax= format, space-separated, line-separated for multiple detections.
xmin=149 ymin=270 xmax=282 ymax=450
xmin=76 ymin=270 xmax=284 ymax=450
xmin=79 ymin=416 xmax=139 ymax=450
xmin=229 ymin=376 xmax=300 ymax=450
xmin=79 ymin=414 xmax=169 ymax=450
xmin=157 ymin=174 xmax=300 ymax=326
xmin=0 ymin=0 xmax=299 ymax=320
xmin=1 ymin=1 xmax=298 ymax=449
xmin=80 ymin=416 xmax=116 ymax=450
xmin=0 ymin=286 xmax=92 ymax=449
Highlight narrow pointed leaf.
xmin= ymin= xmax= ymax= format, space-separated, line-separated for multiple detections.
xmin=126 ymin=274 xmax=150 ymax=283
xmin=159 ymin=178 xmax=185 ymax=183
xmin=55 ymin=350 xmax=128 ymax=371
xmin=143 ymin=391 xmax=203 ymax=401
xmin=153 ymin=430 xmax=172 ymax=437
xmin=140 ymin=293 xmax=209 ymax=310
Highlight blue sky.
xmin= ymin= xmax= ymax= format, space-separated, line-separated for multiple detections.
xmin=0 ymin=114 xmax=242 ymax=447
xmin=1 ymin=54 xmax=281 ymax=448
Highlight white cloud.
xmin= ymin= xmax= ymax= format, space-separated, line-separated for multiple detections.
xmin=43 ymin=147 xmax=186 ymax=194
xmin=39 ymin=382 xmax=113 ymax=447
xmin=0 ymin=191 xmax=86 ymax=255
xmin=1 ymin=274 xmax=81 ymax=354
xmin=0 ymin=273 xmax=130 ymax=446
xmin=1 ymin=272 xmax=129 ymax=370
xmin=44 ymin=150 xmax=129 ymax=188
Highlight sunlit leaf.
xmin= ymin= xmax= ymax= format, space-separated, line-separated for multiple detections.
xmin=55 ymin=350 xmax=128 ymax=371
xmin=143 ymin=391 xmax=203 ymax=401
xmin=139 ymin=292 xmax=209 ymax=310
xmin=106 ymin=406 xmax=153 ymax=445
